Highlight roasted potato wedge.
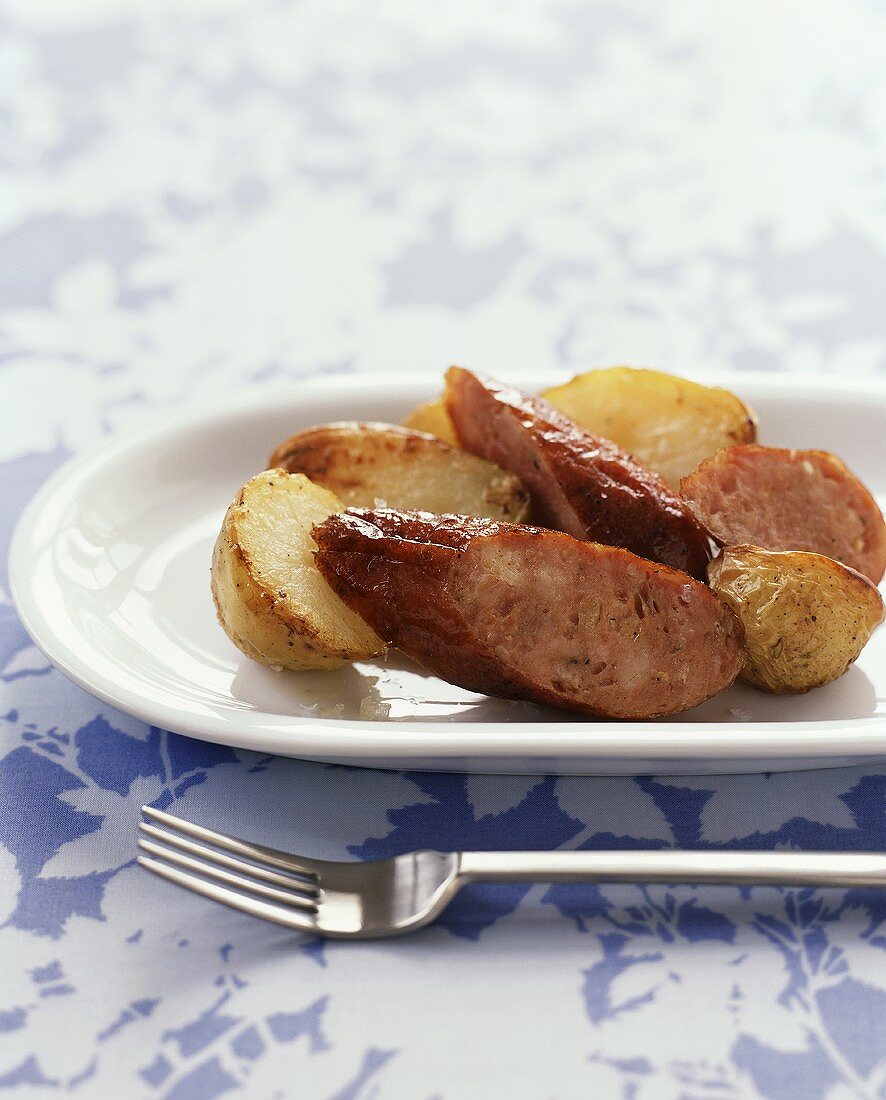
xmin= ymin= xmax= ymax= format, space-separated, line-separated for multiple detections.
xmin=211 ymin=470 xmax=384 ymax=670
xmin=708 ymin=545 xmax=884 ymax=694
xmin=268 ymin=422 xmax=529 ymax=522
xmin=401 ymin=399 xmax=458 ymax=444
xmin=541 ymin=367 xmax=758 ymax=487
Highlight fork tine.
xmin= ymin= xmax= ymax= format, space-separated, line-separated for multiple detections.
xmin=138 ymin=823 xmax=320 ymax=896
xmin=141 ymin=805 xmax=323 ymax=879
xmin=137 ymin=857 xmax=320 ymax=933
xmin=138 ymin=840 xmax=318 ymax=911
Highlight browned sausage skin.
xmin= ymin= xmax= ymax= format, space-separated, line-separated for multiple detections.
xmin=313 ymin=509 xmax=746 ymax=719
xmin=680 ymin=445 xmax=886 ymax=584
xmin=444 ymin=367 xmax=713 ymax=580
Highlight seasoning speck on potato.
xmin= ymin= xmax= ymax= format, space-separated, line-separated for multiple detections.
xmin=708 ymin=545 xmax=884 ymax=694
xmin=211 ymin=470 xmax=384 ymax=670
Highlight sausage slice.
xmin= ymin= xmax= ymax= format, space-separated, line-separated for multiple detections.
xmin=444 ymin=367 xmax=713 ymax=580
xmin=680 ymin=445 xmax=886 ymax=584
xmin=313 ymin=510 xmax=746 ymax=719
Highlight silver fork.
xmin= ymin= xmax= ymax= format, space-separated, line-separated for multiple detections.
xmin=137 ymin=806 xmax=886 ymax=939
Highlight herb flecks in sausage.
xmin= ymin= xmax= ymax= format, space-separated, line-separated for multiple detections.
xmin=313 ymin=509 xmax=745 ymax=719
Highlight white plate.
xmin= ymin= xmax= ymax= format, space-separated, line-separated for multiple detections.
xmin=10 ymin=371 xmax=886 ymax=775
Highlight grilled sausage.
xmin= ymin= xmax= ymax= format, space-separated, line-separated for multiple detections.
xmin=313 ymin=510 xmax=746 ymax=719
xmin=680 ymin=445 xmax=886 ymax=584
xmin=444 ymin=367 xmax=713 ymax=580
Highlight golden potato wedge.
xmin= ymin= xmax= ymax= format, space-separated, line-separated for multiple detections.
xmin=401 ymin=399 xmax=458 ymax=444
xmin=211 ymin=470 xmax=384 ymax=670
xmin=268 ymin=422 xmax=530 ymax=522
xmin=708 ymin=545 xmax=884 ymax=694
xmin=542 ymin=366 xmax=758 ymax=488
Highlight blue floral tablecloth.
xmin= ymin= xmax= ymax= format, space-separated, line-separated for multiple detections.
xmin=2 ymin=3 xmax=886 ymax=1097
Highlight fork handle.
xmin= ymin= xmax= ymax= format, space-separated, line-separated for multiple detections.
xmin=457 ymin=850 xmax=886 ymax=888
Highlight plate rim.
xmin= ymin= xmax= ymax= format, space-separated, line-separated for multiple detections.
xmin=9 ymin=369 xmax=886 ymax=767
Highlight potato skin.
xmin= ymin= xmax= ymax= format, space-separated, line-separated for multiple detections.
xmin=212 ymin=515 xmax=340 ymax=670
xmin=268 ymin=422 xmax=529 ymax=523
xmin=542 ymin=367 xmax=757 ymax=488
xmin=211 ymin=470 xmax=384 ymax=670
xmin=401 ymin=399 xmax=459 ymax=444
xmin=708 ymin=545 xmax=885 ymax=694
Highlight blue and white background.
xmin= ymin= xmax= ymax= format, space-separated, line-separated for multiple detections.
xmin=2 ymin=2 xmax=886 ymax=1096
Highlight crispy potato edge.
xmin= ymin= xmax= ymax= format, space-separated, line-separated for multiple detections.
xmin=210 ymin=470 xmax=384 ymax=671
xmin=266 ymin=422 xmax=530 ymax=523
xmin=708 ymin=544 xmax=884 ymax=694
